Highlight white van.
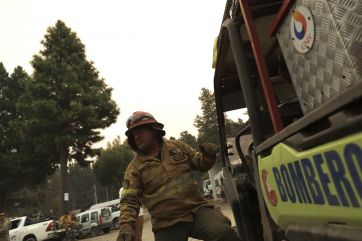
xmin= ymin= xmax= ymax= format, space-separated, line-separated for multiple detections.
xmin=89 ymin=199 xmax=121 ymax=229
xmin=89 ymin=199 xmax=120 ymax=210
xmin=76 ymin=207 xmax=112 ymax=237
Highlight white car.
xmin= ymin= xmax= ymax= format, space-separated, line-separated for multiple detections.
xmin=10 ymin=216 xmax=61 ymax=241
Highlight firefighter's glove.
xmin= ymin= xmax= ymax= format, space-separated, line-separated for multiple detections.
xmin=116 ymin=225 xmax=135 ymax=241
xmin=199 ymin=142 xmax=219 ymax=159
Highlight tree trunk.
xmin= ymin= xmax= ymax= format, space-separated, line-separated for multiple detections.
xmin=0 ymin=189 xmax=7 ymax=211
xmin=0 ymin=180 xmax=11 ymax=212
xmin=59 ymin=144 xmax=68 ymax=214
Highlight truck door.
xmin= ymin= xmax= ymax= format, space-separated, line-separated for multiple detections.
xmin=9 ymin=219 xmax=22 ymax=241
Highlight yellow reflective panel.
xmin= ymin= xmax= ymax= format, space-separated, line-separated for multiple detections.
xmin=259 ymin=132 xmax=362 ymax=228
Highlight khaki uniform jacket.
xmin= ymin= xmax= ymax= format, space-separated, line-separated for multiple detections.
xmin=59 ymin=214 xmax=77 ymax=229
xmin=0 ymin=218 xmax=10 ymax=241
xmin=120 ymin=140 xmax=213 ymax=231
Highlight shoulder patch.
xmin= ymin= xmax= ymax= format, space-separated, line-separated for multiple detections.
xmin=169 ymin=148 xmax=188 ymax=161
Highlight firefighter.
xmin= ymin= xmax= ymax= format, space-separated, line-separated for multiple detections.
xmin=116 ymin=111 xmax=239 ymax=241
xmin=59 ymin=211 xmax=79 ymax=241
xmin=59 ymin=211 xmax=72 ymax=229
xmin=0 ymin=211 xmax=10 ymax=241
xmin=59 ymin=211 xmax=79 ymax=229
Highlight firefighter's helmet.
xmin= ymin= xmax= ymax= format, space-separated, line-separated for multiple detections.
xmin=125 ymin=111 xmax=165 ymax=137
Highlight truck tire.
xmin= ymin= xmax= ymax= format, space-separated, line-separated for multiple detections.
xmin=113 ymin=218 xmax=120 ymax=229
xmin=23 ymin=236 xmax=37 ymax=241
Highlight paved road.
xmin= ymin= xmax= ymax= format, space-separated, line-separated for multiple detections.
xmin=81 ymin=200 xmax=235 ymax=241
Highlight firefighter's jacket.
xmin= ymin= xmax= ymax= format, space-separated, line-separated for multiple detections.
xmin=119 ymin=140 xmax=214 ymax=230
xmin=59 ymin=214 xmax=77 ymax=229
xmin=0 ymin=217 xmax=10 ymax=241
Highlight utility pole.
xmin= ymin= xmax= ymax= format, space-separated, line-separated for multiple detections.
xmin=93 ymin=184 xmax=98 ymax=204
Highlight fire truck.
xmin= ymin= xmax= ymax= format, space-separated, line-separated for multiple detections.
xmin=212 ymin=0 xmax=362 ymax=241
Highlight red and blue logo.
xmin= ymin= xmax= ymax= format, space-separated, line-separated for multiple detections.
xmin=290 ymin=5 xmax=315 ymax=53
xmin=292 ymin=10 xmax=307 ymax=40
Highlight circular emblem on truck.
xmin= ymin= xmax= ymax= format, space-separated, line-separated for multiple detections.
xmin=261 ymin=169 xmax=278 ymax=206
xmin=290 ymin=5 xmax=315 ymax=53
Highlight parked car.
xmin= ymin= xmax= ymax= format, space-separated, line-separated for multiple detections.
xmin=89 ymin=199 xmax=120 ymax=229
xmin=9 ymin=216 xmax=64 ymax=241
xmin=75 ymin=207 xmax=112 ymax=237
xmin=203 ymin=179 xmax=213 ymax=198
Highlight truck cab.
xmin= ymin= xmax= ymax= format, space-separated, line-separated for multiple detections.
xmin=213 ymin=1 xmax=362 ymax=241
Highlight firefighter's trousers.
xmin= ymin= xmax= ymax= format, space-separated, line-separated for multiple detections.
xmin=153 ymin=206 xmax=240 ymax=241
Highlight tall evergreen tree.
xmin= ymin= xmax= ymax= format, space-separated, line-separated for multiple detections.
xmin=10 ymin=66 xmax=55 ymax=185
xmin=194 ymin=88 xmax=219 ymax=145
xmin=0 ymin=64 xmax=53 ymax=210
xmin=93 ymin=137 xmax=134 ymax=191
xmin=225 ymin=118 xmax=245 ymax=137
xmin=178 ymin=131 xmax=197 ymax=149
xmin=194 ymin=88 xmax=244 ymax=147
xmin=17 ymin=20 xmax=120 ymax=212
xmin=0 ymin=63 xmax=12 ymax=209
xmin=0 ymin=63 xmax=11 ymax=152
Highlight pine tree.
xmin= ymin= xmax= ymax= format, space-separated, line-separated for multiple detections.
xmin=194 ymin=88 xmax=219 ymax=145
xmin=194 ymin=88 xmax=244 ymax=146
xmin=178 ymin=131 xmax=198 ymax=149
xmin=93 ymin=137 xmax=134 ymax=191
xmin=17 ymin=20 xmax=120 ymax=212
xmin=0 ymin=63 xmax=12 ymax=209
xmin=0 ymin=64 xmax=53 ymax=210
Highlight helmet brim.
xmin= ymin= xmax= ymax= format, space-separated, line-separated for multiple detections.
xmin=125 ymin=122 xmax=165 ymax=137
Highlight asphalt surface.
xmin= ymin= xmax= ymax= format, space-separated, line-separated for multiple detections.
xmin=81 ymin=200 xmax=235 ymax=241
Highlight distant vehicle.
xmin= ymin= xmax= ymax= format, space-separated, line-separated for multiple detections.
xmin=9 ymin=216 xmax=64 ymax=241
xmin=89 ymin=199 xmax=120 ymax=210
xmin=203 ymin=179 xmax=213 ymax=198
xmin=214 ymin=171 xmax=225 ymax=199
xmin=75 ymin=207 xmax=112 ymax=237
xmin=89 ymin=199 xmax=120 ymax=229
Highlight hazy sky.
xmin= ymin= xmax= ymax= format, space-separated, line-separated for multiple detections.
xmin=0 ymin=0 xmax=240 ymax=148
